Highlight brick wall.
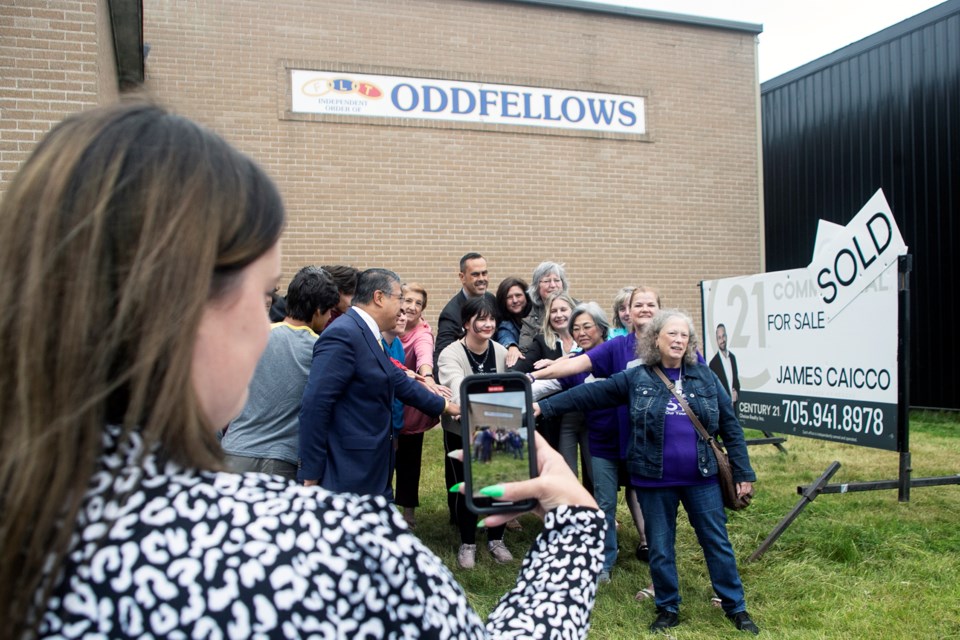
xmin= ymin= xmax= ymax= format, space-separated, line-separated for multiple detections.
xmin=4 ymin=0 xmax=763 ymax=341
xmin=0 ymin=0 xmax=116 ymax=189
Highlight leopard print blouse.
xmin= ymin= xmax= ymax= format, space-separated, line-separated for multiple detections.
xmin=38 ymin=427 xmax=604 ymax=638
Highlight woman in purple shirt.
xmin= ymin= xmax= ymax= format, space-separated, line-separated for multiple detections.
xmin=527 ymin=286 xmax=662 ymax=569
xmin=535 ymin=310 xmax=759 ymax=635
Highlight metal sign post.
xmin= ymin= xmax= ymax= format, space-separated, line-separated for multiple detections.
xmin=749 ymin=255 xmax=960 ymax=561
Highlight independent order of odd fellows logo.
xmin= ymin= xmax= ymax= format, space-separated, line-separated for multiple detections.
xmin=300 ymin=77 xmax=384 ymax=100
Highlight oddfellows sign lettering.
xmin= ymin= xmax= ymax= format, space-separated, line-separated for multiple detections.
xmin=290 ymin=69 xmax=646 ymax=136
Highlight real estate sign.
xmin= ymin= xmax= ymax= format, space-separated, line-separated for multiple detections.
xmin=701 ymin=190 xmax=908 ymax=450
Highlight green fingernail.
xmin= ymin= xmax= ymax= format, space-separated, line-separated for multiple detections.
xmin=478 ymin=484 xmax=505 ymax=498
xmin=476 ymin=518 xmax=486 ymax=529
xmin=448 ymin=482 xmax=463 ymax=493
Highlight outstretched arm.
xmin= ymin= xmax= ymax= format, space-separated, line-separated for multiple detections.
xmin=537 ymin=369 xmax=631 ymax=418
xmin=528 ymin=351 xmax=593 ymax=381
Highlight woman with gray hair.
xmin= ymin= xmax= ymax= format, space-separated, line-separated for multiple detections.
xmin=528 ymin=300 xmax=609 ymax=473
xmin=535 ymin=310 xmax=760 ymax=635
xmin=518 ymin=261 xmax=570 ymax=354
xmin=550 ymin=301 xmax=610 ymax=475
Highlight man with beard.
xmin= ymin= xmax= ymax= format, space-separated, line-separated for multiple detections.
xmin=709 ymin=323 xmax=740 ymax=411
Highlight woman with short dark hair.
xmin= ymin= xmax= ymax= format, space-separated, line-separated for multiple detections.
xmin=437 ymin=296 xmax=514 ymax=569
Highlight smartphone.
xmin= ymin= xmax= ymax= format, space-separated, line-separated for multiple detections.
xmin=460 ymin=372 xmax=538 ymax=514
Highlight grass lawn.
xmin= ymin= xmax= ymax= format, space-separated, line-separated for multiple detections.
xmin=406 ymin=411 xmax=960 ymax=638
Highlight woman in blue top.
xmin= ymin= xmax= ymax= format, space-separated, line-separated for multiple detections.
xmin=609 ymin=286 xmax=635 ymax=338
xmin=535 ymin=310 xmax=760 ymax=635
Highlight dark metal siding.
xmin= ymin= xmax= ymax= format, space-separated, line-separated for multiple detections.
xmin=761 ymin=2 xmax=960 ymax=410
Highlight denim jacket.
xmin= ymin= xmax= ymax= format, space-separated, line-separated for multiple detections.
xmin=495 ymin=318 xmax=521 ymax=349
xmin=539 ymin=362 xmax=756 ymax=483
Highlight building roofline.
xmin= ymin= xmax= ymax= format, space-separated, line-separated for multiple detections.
xmin=762 ymin=0 xmax=960 ymax=93
xmin=497 ymin=0 xmax=763 ymax=34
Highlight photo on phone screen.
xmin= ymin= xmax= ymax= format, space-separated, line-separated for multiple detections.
xmin=462 ymin=374 xmax=537 ymax=513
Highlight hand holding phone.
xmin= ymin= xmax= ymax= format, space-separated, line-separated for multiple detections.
xmin=449 ymin=430 xmax=599 ymax=526
xmin=460 ymin=373 xmax=538 ymax=514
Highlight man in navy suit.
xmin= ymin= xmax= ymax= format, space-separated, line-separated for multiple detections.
xmin=299 ymin=268 xmax=459 ymax=498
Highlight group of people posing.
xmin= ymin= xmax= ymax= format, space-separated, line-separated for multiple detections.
xmin=226 ymin=246 xmax=761 ymax=634
xmin=1 ymin=102 xmax=758 ymax=638
xmin=430 ymin=253 xmax=760 ymax=635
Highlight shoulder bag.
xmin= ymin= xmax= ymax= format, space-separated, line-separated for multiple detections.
xmin=653 ymin=366 xmax=752 ymax=510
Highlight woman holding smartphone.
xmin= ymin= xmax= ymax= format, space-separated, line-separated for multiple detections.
xmin=437 ymin=295 xmax=515 ymax=569
xmin=0 ymin=102 xmax=604 ymax=639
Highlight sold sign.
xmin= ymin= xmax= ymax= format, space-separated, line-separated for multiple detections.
xmin=809 ymin=189 xmax=907 ymax=321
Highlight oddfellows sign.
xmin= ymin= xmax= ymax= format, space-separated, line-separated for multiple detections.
xmin=290 ymin=69 xmax=646 ymax=136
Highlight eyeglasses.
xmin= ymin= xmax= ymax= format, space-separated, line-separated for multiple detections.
xmin=402 ymin=297 xmax=424 ymax=308
xmin=539 ymin=277 xmax=562 ymax=286
xmin=380 ymin=290 xmax=403 ymax=300
xmin=572 ymin=323 xmax=596 ymax=333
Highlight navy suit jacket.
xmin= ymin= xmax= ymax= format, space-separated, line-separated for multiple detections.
xmin=298 ymin=307 xmax=445 ymax=496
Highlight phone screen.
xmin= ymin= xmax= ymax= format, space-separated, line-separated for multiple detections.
xmin=463 ymin=375 xmax=536 ymax=512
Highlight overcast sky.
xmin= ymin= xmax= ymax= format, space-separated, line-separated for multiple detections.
xmin=583 ymin=0 xmax=946 ymax=81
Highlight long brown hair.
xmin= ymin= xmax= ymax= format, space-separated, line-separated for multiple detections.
xmin=0 ymin=102 xmax=284 ymax=635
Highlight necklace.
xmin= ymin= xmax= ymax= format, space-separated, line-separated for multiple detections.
xmin=464 ymin=341 xmax=491 ymax=372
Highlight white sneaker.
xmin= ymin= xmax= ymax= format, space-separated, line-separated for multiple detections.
xmin=487 ymin=540 xmax=514 ymax=564
xmin=457 ymin=544 xmax=477 ymax=569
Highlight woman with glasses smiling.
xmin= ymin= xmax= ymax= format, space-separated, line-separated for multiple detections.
xmin=518 ymin=261 xmax=570 ymax=356
xmin=395 ymin=282 xmax=452 ymax=528
xmin=535 ymin=310 xmax=759 ymax=635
